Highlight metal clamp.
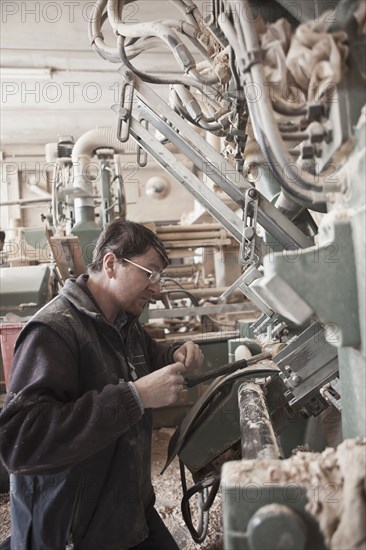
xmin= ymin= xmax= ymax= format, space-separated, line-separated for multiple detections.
xmin=240 ymin=49 xmax=263 ymax=73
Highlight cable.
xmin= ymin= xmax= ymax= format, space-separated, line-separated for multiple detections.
xmin=88 ymin=0 xmax=121 ymax=63
xmin=247 ymin=98 xmax=327 ymax=210
xmin=170 ymin=85 xmax=228 ymax=133
xmin=179 ymin=460 xmax=220 ymax=543
xmin=223 ymin=0 xmax=345 ymax=205
xmin=117 ymin=34 xmax=218 ymax=93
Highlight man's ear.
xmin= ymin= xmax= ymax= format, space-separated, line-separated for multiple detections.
xmin=104 ymin=252 xmax=117 ymax=277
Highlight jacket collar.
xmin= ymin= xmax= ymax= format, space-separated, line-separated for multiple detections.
xmin=60 ymin=274 xmax=130 ymax=330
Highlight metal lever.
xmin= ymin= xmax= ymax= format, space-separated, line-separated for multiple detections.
xmin=184 ymin=351 xmax=271 ymax=388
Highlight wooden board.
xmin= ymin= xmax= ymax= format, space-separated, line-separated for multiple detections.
xmin=49 ymin=235 xmax=85 ymax=281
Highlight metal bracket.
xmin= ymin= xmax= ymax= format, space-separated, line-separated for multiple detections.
xmin=136 ymin=118 xmax=148 ymax=167
xmin=251 ymin=313 xmax=279 ymax=337
xmin=320 ymin=378 xmax=342 ymax=411
xmin=116 ymin=79 xmax=134 ymax=143
xmin=241 ymin=188 xmax=259 ymax=265
xmin=274 ymin=322 xmax=339 ymax=415
xmin=220 ymin=266 xmax=274 ymax=318
xmin=118 ymin=68 xmax=313 ymax=251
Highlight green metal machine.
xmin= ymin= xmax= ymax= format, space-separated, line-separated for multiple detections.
xmin=0 ymin=265 xmax=50 ymax=318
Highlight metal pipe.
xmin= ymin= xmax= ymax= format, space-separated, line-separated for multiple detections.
xmin=158 ymin=287 xmax=246 ymax=298
xmin=0 ymin=197 xmax=51 ymax=207
xmin=159 ymin=231 xmax=226 ymax=240
xmin=71 ymin=127 xmax=125 ymax=225
xmin=157 ymin=223 xmax=224 ymax=233
xmin=238 ymin=381 xmax=282 ymax=460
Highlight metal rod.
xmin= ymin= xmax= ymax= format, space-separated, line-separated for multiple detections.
xmin=158 ymin=231 xmax=226 ymax=240
xmin=0 ymin=197 xmax=51 ymax=206
xmin=158 ymin=287 xmax=246 ymax=298
xmin=131 ymin=73 xmax=313 ymax=249
xmin=149 ymin=302 xmax=258 ymax=319
xmin=184 ymin=352 xmax=271 ymax=387
xmin=129 ymin=118 xmax=244 ymax=242
xmin=157 ymin=223 xmax=223 ymax=233
xmin=238 ymin=381 xmax=282 ymax=460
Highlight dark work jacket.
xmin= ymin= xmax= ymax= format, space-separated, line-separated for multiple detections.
xmin=0 ymin=276 xmax=178 ymax=550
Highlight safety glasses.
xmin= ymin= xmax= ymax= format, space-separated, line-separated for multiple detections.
xmin=123 ymin=258 xmax=164 ymax=284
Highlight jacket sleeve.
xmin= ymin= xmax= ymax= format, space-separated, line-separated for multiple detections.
xmin=0 ymin=324 xmax=143 ymax=475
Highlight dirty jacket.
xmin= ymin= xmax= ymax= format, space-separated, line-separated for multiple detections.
xmin=0 ymin=275 xmax=178 ymax=550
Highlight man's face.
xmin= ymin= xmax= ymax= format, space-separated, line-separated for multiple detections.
xmin=111 ymin=246 xmax=164 ymax=317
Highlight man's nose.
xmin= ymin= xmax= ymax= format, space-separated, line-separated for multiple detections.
xmin=147 ymin=280 xmax=159 ymax=293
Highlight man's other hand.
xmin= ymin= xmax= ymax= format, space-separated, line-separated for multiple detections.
xmin=134 ymin=362 xmax=186 ymax=408
xmin=173 ymin=341 xmax=204 ymax=371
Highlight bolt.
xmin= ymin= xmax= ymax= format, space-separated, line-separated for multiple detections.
xmin=124 ymin=70 xmax=134 ymax=81
xmin=119 ymin=107 xmax=128 ymax=120
xmin=291 ymin=374 xmax=301 ymax=386
xmin=244 ymin=227 xmax=255 ymax=240
xmin=248 ymin=188 xmax=258 ymax=199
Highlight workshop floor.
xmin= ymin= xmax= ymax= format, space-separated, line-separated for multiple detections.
xmin=152 ymin=428 xmax=223 ymax=550
xmin=0 ymin=428 xmax=224 ymax=549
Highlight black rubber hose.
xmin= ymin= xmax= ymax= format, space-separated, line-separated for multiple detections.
xmin=246 ymin=100 xmax=327 ymax=211
xmin=180 ymin=463 xmax=220 ymax=543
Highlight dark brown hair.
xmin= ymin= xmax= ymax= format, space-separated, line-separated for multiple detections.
xmin=88 ymin=219 xmax=168 ymax=273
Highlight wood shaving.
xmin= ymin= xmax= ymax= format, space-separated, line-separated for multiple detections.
xmin=152 ymin=428 xmax=223 ymax=550
xmin=222 ymin=438 xmax=366 ymax=550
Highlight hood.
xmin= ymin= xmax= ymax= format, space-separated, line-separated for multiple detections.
xmin=59 ymin=275 xmax=102 ymax=320
xmin=60 ymin=274 xmax=131 ymax=331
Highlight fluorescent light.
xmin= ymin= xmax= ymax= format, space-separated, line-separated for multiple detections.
xmin=0 ymin=67 xmax=53 ymax=80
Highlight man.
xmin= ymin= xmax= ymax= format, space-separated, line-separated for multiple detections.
xmin=0 ymin=220 xmax=204 ymax=550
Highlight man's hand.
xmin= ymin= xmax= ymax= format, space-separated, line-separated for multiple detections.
xmin=173 ymin=341 xmax=204 ymax=371
xmin=134 ymin=362 xmax=185 ymax=408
